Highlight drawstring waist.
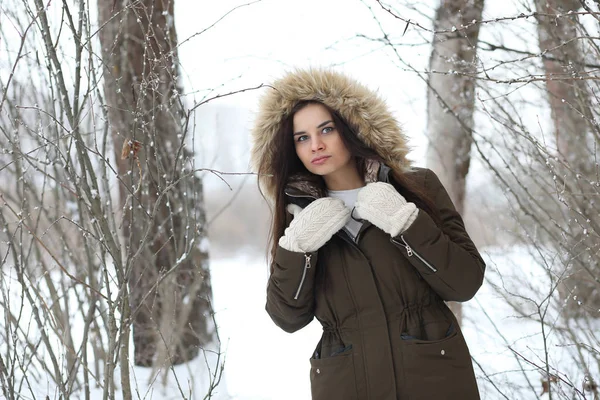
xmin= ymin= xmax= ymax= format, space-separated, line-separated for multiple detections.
xmin=321 ymin=297 xmax=446 ymax=333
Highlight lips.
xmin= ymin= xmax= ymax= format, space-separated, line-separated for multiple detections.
xmin=311 ymin=156 xmax=331 ymax=165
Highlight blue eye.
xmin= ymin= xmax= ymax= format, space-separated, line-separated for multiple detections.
xmin=322 ymin=126 xmax=334 ymax=134
xmin=296 ymin=135 xmax=308 ymax=143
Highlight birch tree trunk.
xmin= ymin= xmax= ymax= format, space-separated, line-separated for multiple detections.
xmin=426 ymin=0 xmax=484 ymax=324
xmin=97 ymin=0 xmax=217 ymax=367
xmin=534 ymin=0 xmax=599 ymax=316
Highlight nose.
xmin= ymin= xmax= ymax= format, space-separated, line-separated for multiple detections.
xmin=311 ymin=135 xmax=325 ymax=152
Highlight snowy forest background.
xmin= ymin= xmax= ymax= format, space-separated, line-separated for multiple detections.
xmin=0 ymin=0 xmax=599 ymax=399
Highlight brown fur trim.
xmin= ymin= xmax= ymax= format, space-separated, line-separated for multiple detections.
xmin=251 ymin=68 xmax=411 ymax=202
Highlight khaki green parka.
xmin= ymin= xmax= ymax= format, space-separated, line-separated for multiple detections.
xmin=251 ymin=69 xmax=486 ymax=400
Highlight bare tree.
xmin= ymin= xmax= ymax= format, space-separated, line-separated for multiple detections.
xmin=97 ymin=0 xmax=216 ymax=368
xmin=358 ymin=0 xmax=600 ymax=398
xmin=426 ymin=0 xmax=484 ymax=216
xmin=534 ymin=0 xmax=599 ymax=316
xmin=0 ymin=0 xmax=256 ymax=397
xmin=426 ymin=0 xmax=485 ymax=324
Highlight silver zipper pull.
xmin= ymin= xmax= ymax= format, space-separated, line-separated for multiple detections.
xmin=304 ymin=254 xmax=312 ymax=268
xmin=400 ymin=235 xmax=413 ymax=256
xmin=400 ymin=235 xmax=437 ymax=273
xmin=294 ymin=253 xmax=312 ymax=300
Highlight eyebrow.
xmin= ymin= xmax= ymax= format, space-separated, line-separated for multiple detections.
xmin=293 ymin=120 xmax=334 ymax=136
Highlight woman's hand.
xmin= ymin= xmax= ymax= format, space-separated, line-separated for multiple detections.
xmin=354 ymin=182 xmax=418 ymax=237
xmin=279 ymin=197 xmax=350 ymax=253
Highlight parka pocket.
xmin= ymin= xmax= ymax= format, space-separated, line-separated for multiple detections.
xmin=309 ymin=350 xmax=358 ymax=400
xmin=399 ymin=329 xmax=480 ymax=400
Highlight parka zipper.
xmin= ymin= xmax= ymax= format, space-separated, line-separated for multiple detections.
xmin=294 ymin=253 xmax=312 ymax=300
xmin=285 ymin=190 xmax=361 ymax=298
xmin=394 ymin=235 xmax=438 ymax=273
xmin=284 ymin=190 xmax=317 ymax=301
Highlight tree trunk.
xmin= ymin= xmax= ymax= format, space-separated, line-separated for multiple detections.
xmin=535 ymin=0 xmax=594 ymax=168
xmin=426 ymin=0 xmax=485 ymax=325
xmin=534 ymin=0 xmax=599 ymax=316
xmin=97 ymin=0 xmax=216 ymax=367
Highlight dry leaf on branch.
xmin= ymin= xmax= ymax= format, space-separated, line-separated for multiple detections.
xmin=583 ymin=376 xmax=598 ymax=393
xmin=540 ymin=375 xmax=559 ymax=396
xmin=121 ymin=139 xmax=142 ymax=160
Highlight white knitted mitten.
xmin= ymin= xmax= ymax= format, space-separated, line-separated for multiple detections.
xmin=354 ymin=182 xmax=419 ymax=237
xmin=279 ymin=197 xmax=351 ymax=253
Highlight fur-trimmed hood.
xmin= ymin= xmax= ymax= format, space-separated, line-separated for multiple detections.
xmin=250 ymin=68 xmax=411 ymax=202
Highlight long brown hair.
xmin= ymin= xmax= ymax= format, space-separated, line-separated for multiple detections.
xmin=258 ymin=100 xmax=442 ymax=271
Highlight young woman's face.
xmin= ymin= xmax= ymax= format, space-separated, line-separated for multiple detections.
xmin=292 ymin=103 xmax=357 ymax=187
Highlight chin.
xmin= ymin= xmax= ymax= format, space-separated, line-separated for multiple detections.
xmin=308 ymin=166 xmax=336 ymax=177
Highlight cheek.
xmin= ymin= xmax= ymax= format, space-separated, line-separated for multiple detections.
xmin=295 ymin=144 xmax=310 ymax=163
xmin=336 ymin=138 xmax=351 ymax=159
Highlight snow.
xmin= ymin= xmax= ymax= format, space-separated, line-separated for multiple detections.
xmin=209 ymin=255 xmax=321 ymax=400
xmin=206 ymin=246 xmax=598 ymax=399
xmin=3 ymin=244 xmax=584 ymax=400
xmin=2 ymin=0 xmax=599 ymax=398
xmin=1 ymin=222 xmax=598 ymax=399
xmin=462 ymin=246 xmax=600 ymax=400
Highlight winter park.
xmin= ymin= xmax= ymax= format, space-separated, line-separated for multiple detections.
xmin=1 ymin=0 xmax=599 ymax=399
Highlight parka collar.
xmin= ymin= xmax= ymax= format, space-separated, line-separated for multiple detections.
xmin=284 ymin=160 xmax=392 ymax=200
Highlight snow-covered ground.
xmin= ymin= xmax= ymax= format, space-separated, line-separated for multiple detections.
xmin=209 ymin=254 xmax=321 ymax=400
xmin=207 ymin=247 xmax=599 ymax=400
xmin=2 ymin=0 xmax=599 ymax=397
xmin=2 ymin=229 xmax=598 ymax=399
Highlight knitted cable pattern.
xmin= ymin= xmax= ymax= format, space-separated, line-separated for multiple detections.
xmin=279 ymin=197 xmax=351 ymax=253
xmin=354 ymin=182 xmax=419 ymax=237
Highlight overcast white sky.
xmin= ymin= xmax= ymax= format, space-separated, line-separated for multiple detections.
xmin=174 ymin=0 xmax=440 ymax=167
xmin=172 ymin=0 xmax=556 ymax=174
xmin=173 ymin=0 xmax=550 ymax=191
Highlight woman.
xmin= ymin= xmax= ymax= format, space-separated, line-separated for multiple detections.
xmin=251 ymin=68 xmax=485 ymax=400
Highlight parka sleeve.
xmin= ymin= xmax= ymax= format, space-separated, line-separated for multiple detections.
xmin=265 ymin=244 xmax=318 ymax=333
xmin=392 ymin=169 xmax=486 ymax=302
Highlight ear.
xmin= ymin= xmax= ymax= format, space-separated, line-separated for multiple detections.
xmin=286 ymin=203 xmax=303 ymax=217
